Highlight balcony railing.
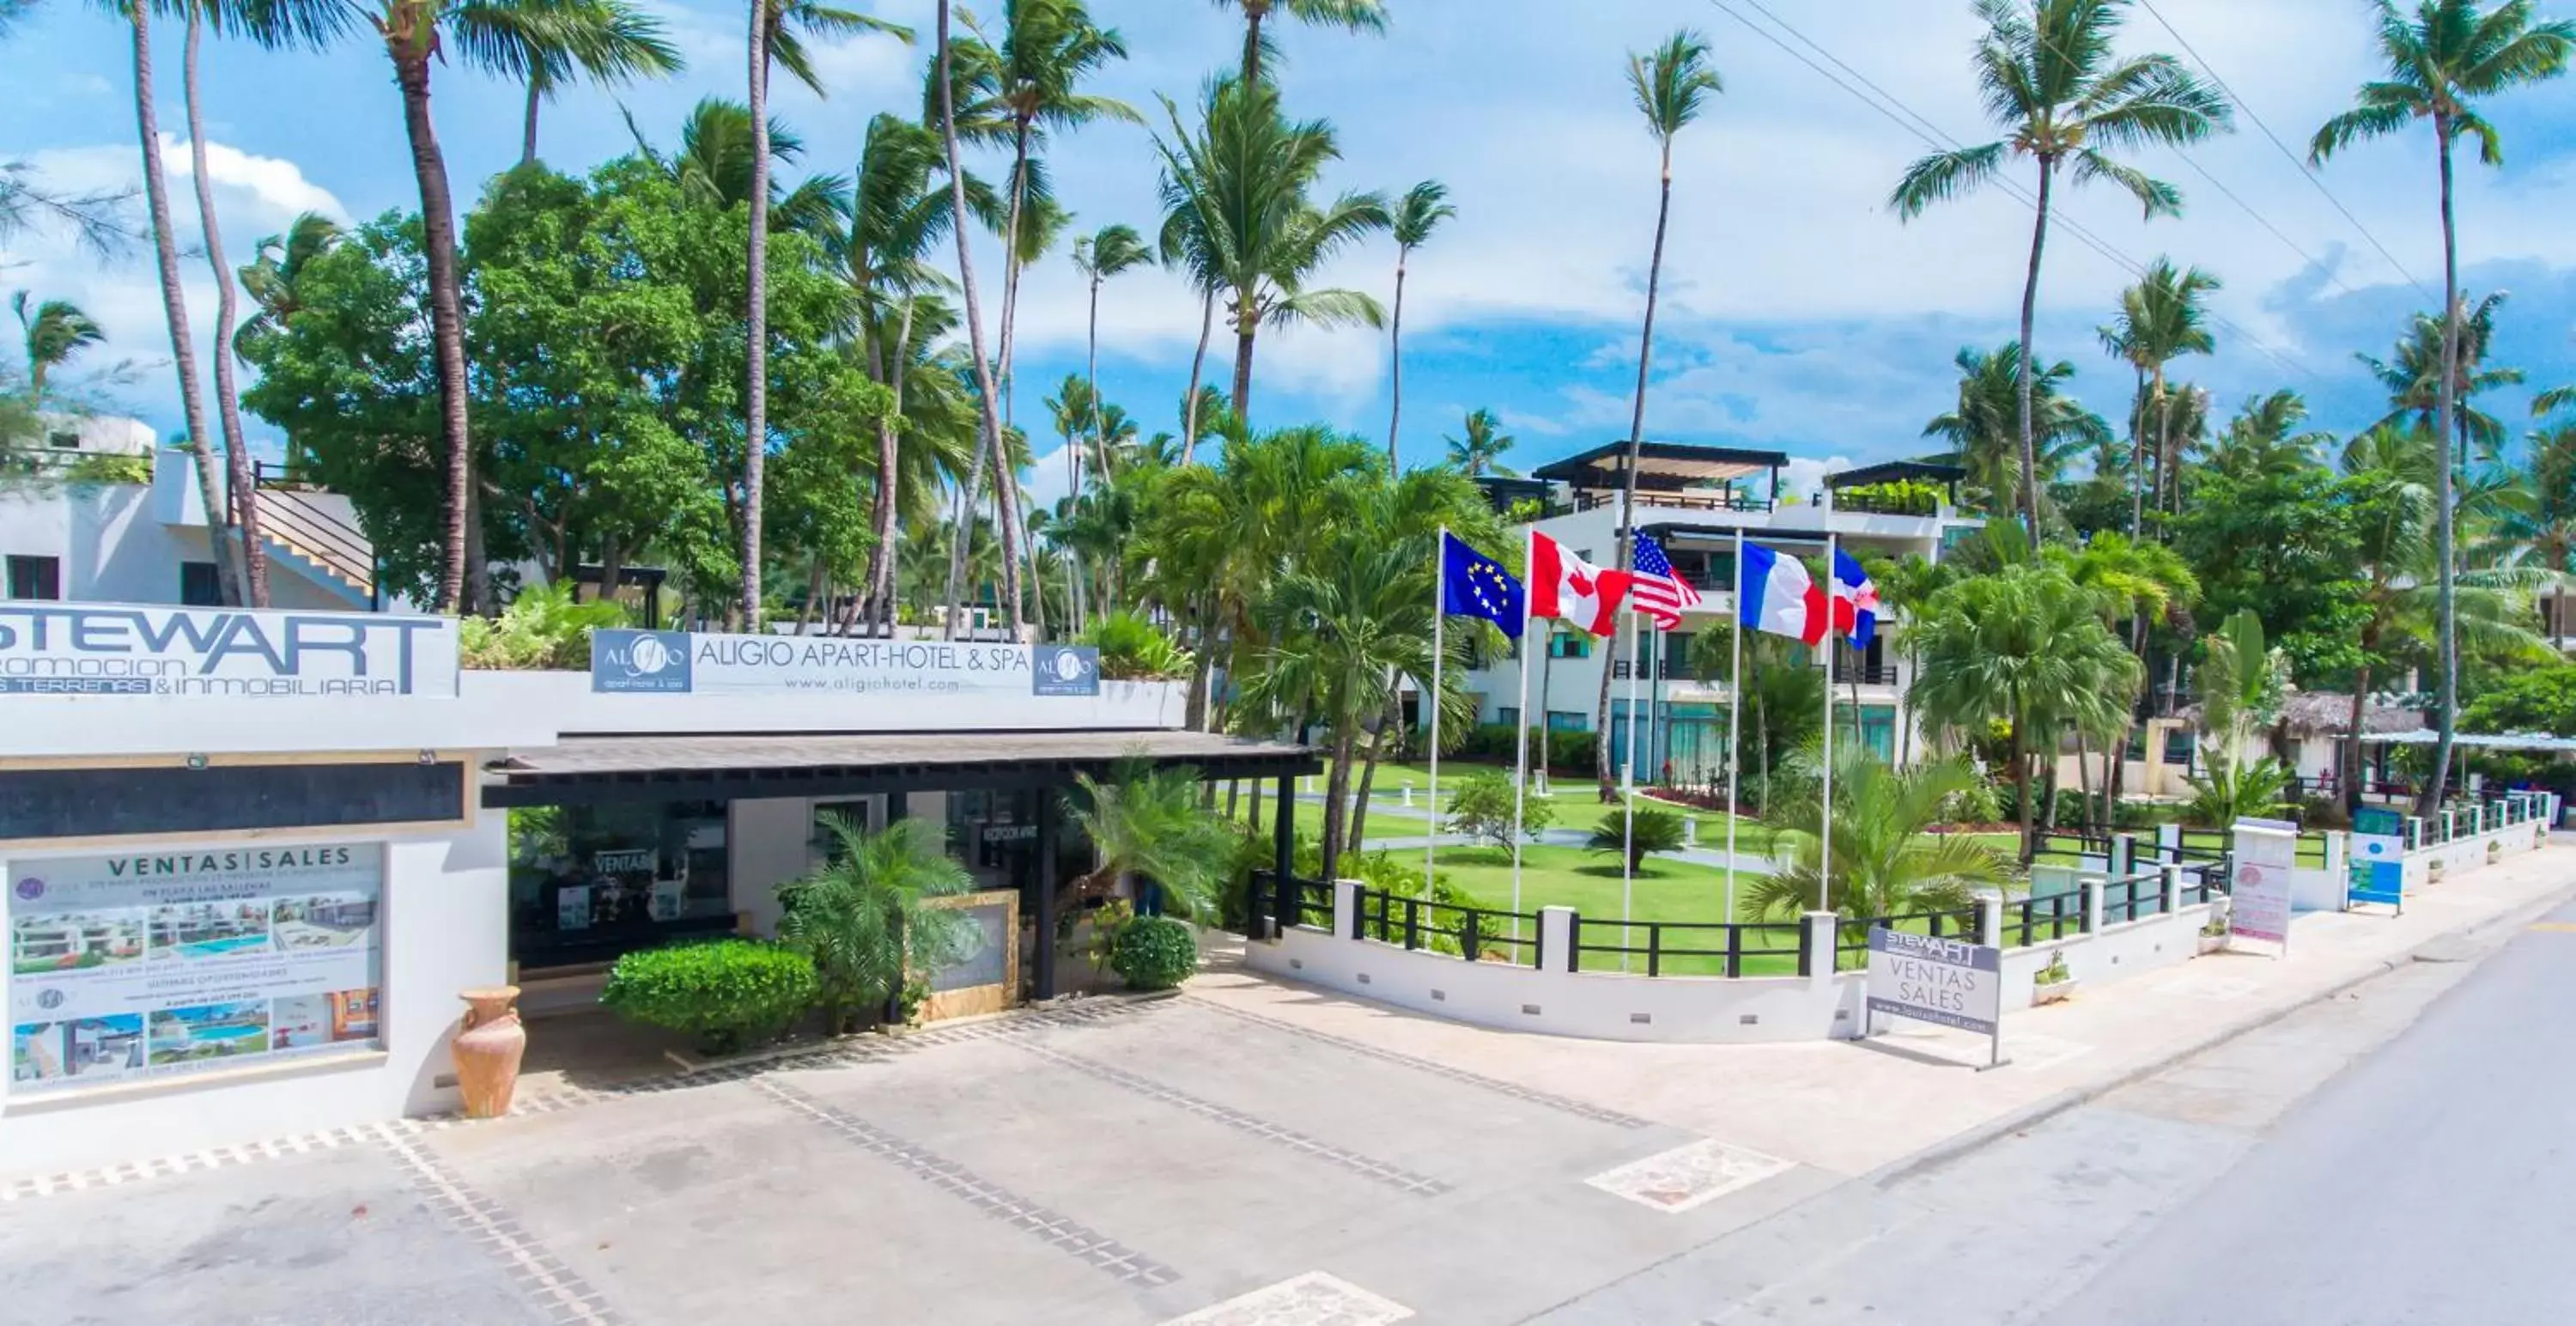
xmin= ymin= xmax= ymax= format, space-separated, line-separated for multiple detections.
xmin=1826 ymin=662 xmax=1901 ymax=686
xmin=1826 ymin=490 xmax=1941 ymax=517
xmin=1610 ymin=660 xmax=1686 ymax=680
xmin=1571 ymin=490 xmax=1773 ymax=514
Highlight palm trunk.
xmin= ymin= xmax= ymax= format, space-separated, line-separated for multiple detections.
xmin=130 ymin=9 xmax=240 ymax=608
xmin=937 ymin=0 xmax=1021 ymax=637
xmin=2423 ymin=120 xmax=2461 ymax=814
xmin=869 ymin=300 xmax=916 ymax=635
xmin=1183 ymin=593 xmax=1216 ymax=729
xmin=519 ymin=77 xmax=543 ymax=167
xmin=1241 ymin=9 xmax=1264 ymax=86
xmin=182 ymin=9 xmax=265 ymax=608
xmin=1320 ymin=727 xmax=1356 ymax=881
xmin=1182 ymin=290 xmax=1215 ymax=462
xmin=943 ymin=448 xmax=983 ymax=639
xmin=2128 ymin=365 xmax=2148 ymax=538
xmin=1085 ymin=271 xmax=1104 ymax=491
xmin=1230 ymin=311 xmax=1257 ymax=431
xmin=742 ymin=8 xmax=773 ymax=630
xmin=1598 ymin=142 xmax=1676 ymax=801
xmin=1350 ymin=711 xmax=1387 ymax=855
xmin=2343 ymin=662 xmax=2372 ymax=812
xmin=998 ymin=124 xmax=1030 ymax=435
xmin=2012 ymin=722 xmax=2035 ymax=864
xmin=387 ymin=41 xmax=472 ymax=615
xmin=2075 ymin=730 xmax=2095 ymax=833
xmin=2014 ymin=159 xmax=2055 ymax=538
xmin=1385 ymin=252 xmax=1407 ymax=471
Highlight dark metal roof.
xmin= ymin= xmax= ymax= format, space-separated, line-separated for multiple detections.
xmin=1529 ymin=441 xmax=1789 ymax=491
xmin=1825 ymin=459 xmax=1966 ymax=488
xmin=483 ymin=730 xmax=1319 ymax=806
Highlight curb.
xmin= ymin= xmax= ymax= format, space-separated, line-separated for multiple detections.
xmin=1862 ymin=870 xmax=2576 ymax=1189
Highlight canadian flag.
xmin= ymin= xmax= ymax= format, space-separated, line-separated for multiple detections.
xmin=1529 ymin=531 xmax=1631 ymax=636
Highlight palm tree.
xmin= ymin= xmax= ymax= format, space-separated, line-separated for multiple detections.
xmin=2491 ymin=416 xmax=2576 ymax=642
xmin=1597 ymin=27 xmax=1722 ymax=801
xmin=1443 ymin=407 xmax=1515 ymax=477
xmin=2359 ymin=293 xmax=2523 ymax=470
xmin=12 ymin=293 xmax=102 ymax=405
xmin=845 ymin=113 xmax=971 ymax=633
xmin=1909 ymin=558 xmax=2142 ymax=861
xmin=234 ymin=212 xmax=341 ymax=360
xmin=933 ymin=0 xmax=1019 ymax=636
xmin=1213 ymin=0 xmax=1387 ymax=86
xmin=2206 ymin=389 xmax=2330 ymax=483
xmin=2312 ymin=0 xmax=2573 ymax=812
xmin=1062 ymin=760 xmax=1241 ymax=924
xmin=2096 ymin=258 xmax=2221 ymax=533
xmin=1747 ymin=750 xmax=2009 ymax=938
xmin=745 ymin=0 xmax=909 ymax=629
xmin=1071 ymin=222 xmax=1153 ymax=490
xmin=1893 ymin=0 xmax=2230 ymax=538
xmin=1152 ymin=78 xmax=1388 ymax=429
xmin=493 ymin=0 xmax=678 ymax=167
xmin=1923 ymin=343 xmax=2110 ymax=524
xmin=1382 ymin=179 xmax=1453 ymax=471
xmin=100 ymin=0 xmax=242 ymax=604
xmin=2050 ymin=529 xmax=2197 ymax=827
xmin=781 ymin=814 xmax=978 ymax=1031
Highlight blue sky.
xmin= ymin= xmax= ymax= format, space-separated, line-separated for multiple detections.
xmin=9 ymin=0 xmax=2576 ymax=504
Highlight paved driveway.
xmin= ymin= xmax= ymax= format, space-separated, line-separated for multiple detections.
xmin=0 ymin=996 xmax=1830 ymax=1326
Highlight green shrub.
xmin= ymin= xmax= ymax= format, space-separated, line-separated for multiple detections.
xmin=1587 ymin=807 xmax=1686 ymax=871
xmin=1446 ymin=769 xmax=1553 ymax=849
xmin=1109 ymin=915 xmax=1198 ymax=990
xmin=460 ymin=581 xmax=628 ymax=670
xmin=599 ymin=940 xmax=818 ymax=1055
xmin=1078 ymin=611 xmax=1194 ymax=680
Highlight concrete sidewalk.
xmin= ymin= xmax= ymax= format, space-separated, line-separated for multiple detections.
xmin=1193 ymin=842 xmax=2576 ymax=1182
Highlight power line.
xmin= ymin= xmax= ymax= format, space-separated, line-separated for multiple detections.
xmin=1710 ymin=0 xmax=2324 ymax=384
xmin=2135 ymin=0 xmax=2438 ymax=304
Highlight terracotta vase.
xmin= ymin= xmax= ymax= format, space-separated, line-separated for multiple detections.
xmin=453 ymin=986 xmax=526 ymax=1120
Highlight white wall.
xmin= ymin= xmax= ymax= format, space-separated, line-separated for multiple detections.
xmin=2 ymin=470 xmax=360 ymax=611
xmin=729 ymin=796 xmax=817 ymax=939
xmin=468 ymin=669 xmax=1188 ymax=739
xmin=0 ymin=818 xmax=507 ymax=1176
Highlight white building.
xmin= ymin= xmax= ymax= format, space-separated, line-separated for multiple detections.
xmin=3 ymin=417 xmax=378 ymax=611
xmin=1454 ymin=444 xmax=1985 ymax=785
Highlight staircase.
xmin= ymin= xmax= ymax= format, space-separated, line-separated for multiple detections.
xmin=234 ymin=463 xmax=377 ymax=607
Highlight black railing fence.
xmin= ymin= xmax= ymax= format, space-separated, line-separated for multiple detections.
xmin=1568 ymin=916 xmax=1807 ymax=978
xmin=1352 ymin=887 xmax=1542 ymax=967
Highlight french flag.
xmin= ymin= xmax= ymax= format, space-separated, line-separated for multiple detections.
xmin=1738 ymin=542 xmax=1827 ymax=646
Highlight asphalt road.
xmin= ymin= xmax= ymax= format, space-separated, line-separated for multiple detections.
xmin=1539 ymin=890 xmax=2576 ymax=1325
xmin=2050 ymin=899 xmax=2576 ymax=1325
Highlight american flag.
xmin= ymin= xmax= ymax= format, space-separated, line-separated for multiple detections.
xmin=1628 ymin=532 xmax=1702 ymax=630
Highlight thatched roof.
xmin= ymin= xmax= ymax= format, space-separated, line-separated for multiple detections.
xmin=2176 ymin=692 xmax=2421 ymax=738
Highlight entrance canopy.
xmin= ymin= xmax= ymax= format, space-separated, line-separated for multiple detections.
xmin=483 ymin=730 xmax=1319 ymax=807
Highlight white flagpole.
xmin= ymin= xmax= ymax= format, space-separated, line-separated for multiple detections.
xmin=1510 ymin=532 xmax=1534 ymax=932
xmin=1820 ymin=493 xmax=1837 ymax=917
xmin=1725 ymin=527 xmax=1744 ymax=927
xmin=1621 ymin=600 xmax=1642 ymax=970
xmin=1427 ymin=527 xmax=1446 ymax=903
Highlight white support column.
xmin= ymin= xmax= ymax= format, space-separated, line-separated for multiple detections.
xmin=2161 ymin=864 xmax=2185 ymax=915
xmin=1537 ymin=905 xmax=1577 ymax=973
xmin=1333 ymin=879 xmax=1362 ymax=940
xmin=1803 ymin=911 xmax=1839 ymax=987
xmin=1979 ymin=895 xmax=2006 ymax=949
xmin=2081 ymin=877 xmax=2106 ymax=935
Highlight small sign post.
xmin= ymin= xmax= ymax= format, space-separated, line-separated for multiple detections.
xmin=2348 ymin=806 xmax=2406 ymax=915
xmin=2229 ymin=817 xmax=2299 ymax=958
xmin=1863 ymin=925 xmax=2008 ymax=1070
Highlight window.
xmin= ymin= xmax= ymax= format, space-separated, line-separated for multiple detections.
xmin=179 ymin=561 xmax=224 ymax=606
xmin=2124 ymin=728 xmax=2148 ymax=762
xmin=506 ymin=801 xmax=734 ymax=970
xmin=5 ymin=555 xmax=61 ymax=601
xmin=2162 ymin=728 xmax=2196 ymax=766
xmin=45 ymin=431 xmax=79 ymax=450
xmin=1546 ymin=710 xmax=1589 ymax=732
xmin=1497 ymin=708 xmax=1521 ymax=730
xmin=1549 ymin=631 xmax=1592 ymax=660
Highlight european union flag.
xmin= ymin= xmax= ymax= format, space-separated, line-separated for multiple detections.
xmin=1441 ymin=532 xmax=1525 ymax=638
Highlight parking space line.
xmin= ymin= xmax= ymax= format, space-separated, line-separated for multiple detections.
xmin=372 ymin=1123 xmax=621 ymax=1325
xmin=1004 ymin=1037 xmax=1452 ymax=1197
xmin=750 ymin=1076 xmax=1182 ymax=1288
xmin=1184 ymin=996 xmax=1654 ymax=1129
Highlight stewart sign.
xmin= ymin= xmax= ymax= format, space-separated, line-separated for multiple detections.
xmin=0 ymin=604 xmax=458 ymax=698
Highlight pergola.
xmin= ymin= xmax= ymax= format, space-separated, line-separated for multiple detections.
xmin=1530 ymin=441 xmax=1788 ymax=513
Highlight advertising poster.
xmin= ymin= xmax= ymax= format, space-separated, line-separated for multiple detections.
xmin=591 ymin=630 xmax=1099 ymax=699
xmin=9 ymin=844 xmax=383 ymax=1092
xmin=0 ymin=603 xmax=457 ymax=698
xmin=1864 ymin=927 xmax=2002 ymax=1037
xmin=2229 ymin=819 xmax=2299 ymax=946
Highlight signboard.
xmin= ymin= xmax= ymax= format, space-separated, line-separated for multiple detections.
xmin=9 ymin=843 xmax=384 ymax=1093
xmin=1864 ymin=927 xmax=2005 ymax=1068
xmin=2228 ymin=818 xmax=2299 ymax=951
xmin=0 ymin=603 xmax=457 ymax=698
xmin=2349 ymin=806 xmax=2406 ymax=911
xmin=592 ymin=630 xmax=1099 ymax=699
xmin=917 ymin=890 xmax=1017 ymax=1023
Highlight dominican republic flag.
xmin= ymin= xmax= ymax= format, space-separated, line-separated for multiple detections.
xmin=1627 ymin=532 xmax=1704 ymax=630
xmin=1529 ymin=531 xmax=1629 ymax=636
xmin=1738 ymin=542 xmax=1827 ymax=646
xmin=1832 ymin=550 xmax=1880 ymax=648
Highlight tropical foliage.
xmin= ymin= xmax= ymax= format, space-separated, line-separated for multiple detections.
xmin=1746 ymin=751 xmax=2010 ymax=923
xmin=780 ymin=816 xmax=980 ymax=1031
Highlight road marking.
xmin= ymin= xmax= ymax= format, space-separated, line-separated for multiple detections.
xmin=1585 ymin=1138 xmax=1794 ymax=1213
xmin=2528 ymin=922 xmax=2576 ymax=933
xmin=1159 ymin=1272 xmax=1414 ymax=1326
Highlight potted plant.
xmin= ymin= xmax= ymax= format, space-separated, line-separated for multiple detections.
xmin=2197 ymin=916 xmax=2230 ymax=956
xmin=2032 ymin=951 xmax=2076 ymax=1006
